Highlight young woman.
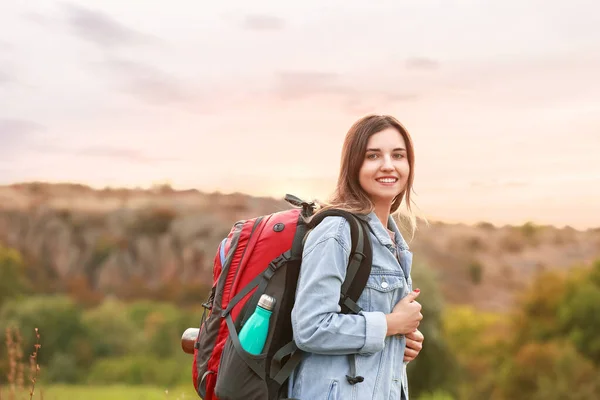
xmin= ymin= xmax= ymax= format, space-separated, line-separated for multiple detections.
xmin=288 ymin=114 xmax=424 ymax=400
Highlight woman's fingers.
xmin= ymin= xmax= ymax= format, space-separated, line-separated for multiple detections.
xmin=405 ymin=338 xmax=423 ymax=352
xmin=406 ymin=329 xmax=424 ymax=343
xmin=403 ymin=346 xmax=419 ymax=362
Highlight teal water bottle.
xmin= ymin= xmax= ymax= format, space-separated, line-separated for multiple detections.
xmin=238 ymin=294 xmax=276 ymax=355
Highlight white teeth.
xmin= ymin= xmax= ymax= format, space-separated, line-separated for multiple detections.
xmin=377 ymin=178 xmax=397 ymax=183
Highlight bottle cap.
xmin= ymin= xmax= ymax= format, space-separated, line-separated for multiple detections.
xmin=258 ymin=294 xmax=276 ymax=311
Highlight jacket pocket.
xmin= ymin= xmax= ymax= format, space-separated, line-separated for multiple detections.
xmin=389 ymin=377 xmax=403 ymax=400
xmin=325 ymin=379 xmax=339 ymax=400
xmin=360 ymin=274 xmax=404 ymax=313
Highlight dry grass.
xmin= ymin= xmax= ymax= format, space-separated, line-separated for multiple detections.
xmin=1 ymin=327 xmax=42 ymax=400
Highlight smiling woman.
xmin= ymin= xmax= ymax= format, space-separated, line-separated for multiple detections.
xmin=318 ymin=115 xmax=417 ymax=236
xmin=288 ymin=114 xmax=424 ymax=400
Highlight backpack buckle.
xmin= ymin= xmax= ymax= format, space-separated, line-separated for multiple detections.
xmin=270 ymin=254 xmax=289 ymax=270
xmin=284 ymin=193 xmax=316 ymax=218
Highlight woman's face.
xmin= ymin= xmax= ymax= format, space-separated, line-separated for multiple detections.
xmin=358 ymin=127 xmax=410 ymax=208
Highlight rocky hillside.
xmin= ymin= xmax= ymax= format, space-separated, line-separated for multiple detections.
xmin=1 ymin=182 xmax=599 ymax=311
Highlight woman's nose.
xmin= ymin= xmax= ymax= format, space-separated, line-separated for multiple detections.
xmin=381 ymin=155 xmax=394 ymax=170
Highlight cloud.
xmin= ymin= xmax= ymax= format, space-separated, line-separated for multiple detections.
xmin=60 ymin=3 xmax=156 ymax=49
xmin=0 ymin=119 xmax=44 ymax=159
xmin=275 ymin=71 xmax=345 ymax=100
xmin=273 ymin=70 xmax=420 ymax=113
xmin=405 ymin=57 xmax=440 ymax=70
xmin=0 ymin=119 xmax=43 ymax=139
xmin=21 ymin=11 xmax=55 ymax=27
xmin=50 ymin=4 xmax=195 ymax=108
xmin=240 ymin=14 xmax=286 ymax=31
xmin=31 ymin=144 xmax=177 ymax=165
xmin=76 ymin=146 xmax=178 ymax=164
xmin=0 ymin=69 xmax=12 ymax=86
xmin=470 ymin=179 xmax=530 ymax=189
xmin=0 ymin=43 xmax=16 ymax=86
xmin=101 ymin=58 xmax=202 ymax=107
xmin=383 ymin=93 xmax=420 ymax=102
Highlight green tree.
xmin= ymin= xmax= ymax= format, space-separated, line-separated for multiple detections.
xmin=496 ymin=260 xmax=600 ymax=399
xmin=407 ymin=262 xmax=459 ymax=399
xmin=417 ymin=391 xmax=456 ymax=400
xmin=467 ymin=260 xmax=483 ymax=285
xmin=81 ymin=298 xmax=138 ymax=358
xmin=0 ymin=244 xmax=29 ymax=307
xmin=558 ymin=260 xmax=600 ymax=365
xmin=0 ymin=295 xmax=85 ymax=379
xmin=511 ymin=269 xmax=567 ymax=345
xmin=443 ymin=305 xmax=509 ymax=400
xmin=125 ymin=300 xmax=198 ymax=358
xmin=510 ymin=260 xmax=600 ymax=365
xmin=499 ymin=341 xmax=600 ymax=400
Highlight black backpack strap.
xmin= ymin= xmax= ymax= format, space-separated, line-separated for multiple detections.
xmin=270 ymin=209 xmax=373 ymax=388
xmin=308 ymin=209 xmax=372 ymax=314
xmin=306 ymin=209 xmax=372 ymax=386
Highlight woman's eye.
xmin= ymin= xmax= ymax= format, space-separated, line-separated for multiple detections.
xmin=367 ymin=153 xmax=378 ymax=159
xmin=394 ymin=153 xmax=405 ymax=159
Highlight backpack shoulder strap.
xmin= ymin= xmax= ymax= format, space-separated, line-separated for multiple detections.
xmin=308 ymin=209 xmax=372 ymax=315
xmin=270 ymin=209 xmax=372 ymax=387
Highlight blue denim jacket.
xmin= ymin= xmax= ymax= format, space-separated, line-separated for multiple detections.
xmin=288 ymin=211 xmax=414 ymax=400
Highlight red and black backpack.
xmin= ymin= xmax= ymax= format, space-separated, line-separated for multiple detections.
xmin=191 ymin=194 xmax=373 ymax=400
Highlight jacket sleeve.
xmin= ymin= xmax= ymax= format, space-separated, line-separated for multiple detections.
xmin=291 ymin=219 xmax=387 ymax=356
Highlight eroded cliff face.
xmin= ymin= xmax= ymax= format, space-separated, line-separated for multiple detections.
xmin=0 ymin=183 xmax=289 ymax=299
xmin=1 ymin=183 xmax=599 ymax=311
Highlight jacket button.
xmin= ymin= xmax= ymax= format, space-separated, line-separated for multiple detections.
xmin=381 ymin=281 xmax=389 ymax=289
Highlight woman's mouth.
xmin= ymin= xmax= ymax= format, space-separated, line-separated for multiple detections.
xmin=376 ymin=177 xmax=398 ymax=185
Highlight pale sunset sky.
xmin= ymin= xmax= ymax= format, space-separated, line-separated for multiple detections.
xmin=1 ymin=1 xmax=599 ymax=229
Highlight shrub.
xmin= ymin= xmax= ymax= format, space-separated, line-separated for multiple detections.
xmin=45 ymin=352 xmax=79 ymax=384
xmin=407 ymin=262 xmax=459 ymax=398
xmin=499 ymin=233 xmax=525 ymax=253
xmin=81 ymin=299 xmax=138 ymax=359
xmin=476 ymin=221 xmax=495 ymax=230
xmin=417 ymin=391 xmax=456 ymax=400
xmin=465 ymin=236 xmax=486 ymax=252
xmin=557 ymin=263 xmax=600 ymax=364
xmin=0 ymin=296 xmax=84 ymax=367
xmin=520 ymin=221 xmax=539 ymax=239
xmin=467 ymin=261 xmax=484 ymax=284
xmin=128 ymin=207 xmax=177 ymax=236
xmin=0 ymin=245 xmax=30 ymax=308
xmin=499 ymin=341 xmax=600 ymax=400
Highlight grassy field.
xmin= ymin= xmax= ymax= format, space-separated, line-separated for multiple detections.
xmin=2 ymin=384 xmax=199 ymax=400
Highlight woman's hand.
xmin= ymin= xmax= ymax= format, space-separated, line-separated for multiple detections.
xmin=403 ymin=329 xmax=424 ymax=362
xmin=385 ymin=289 xmax=423 ymax=336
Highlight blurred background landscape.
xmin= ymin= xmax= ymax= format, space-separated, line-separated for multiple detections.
xmin=1 ymin=1 xmax=600 ymax=399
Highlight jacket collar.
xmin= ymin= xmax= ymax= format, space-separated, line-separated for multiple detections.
xmin=357 ymin=211 xmax=409 ymax=251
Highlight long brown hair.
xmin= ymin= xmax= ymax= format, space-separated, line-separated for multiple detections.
xmin=316 ymin=114 xmax=417 ymax=231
